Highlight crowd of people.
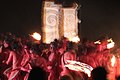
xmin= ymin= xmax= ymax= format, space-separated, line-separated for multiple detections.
xmin=0 ymin=32 xmax=120 ymax=80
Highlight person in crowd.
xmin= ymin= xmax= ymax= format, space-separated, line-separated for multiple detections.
xmin=3 ymin=40 xmax=23 ymax=80
xmin=58 ymin=39 xmax=66 ymax=55
xmin=91 ymin=66 xmax=108 ymax=80
xmin=116 ymin=76 xmax=120 ymax=80
xmin=29 ymin=43 xmax=48 ymax=71
xmin=0 ymin=39 xmax=10 ymax=80
xmin=19 ymin=44 xmax=32 ymax=80
xmin=59 ymin=75 xmax=72 ymax=80
xmin=47 ymin=41 xmax=59 ymax=80
xmin=28 ymin=67 xmax=47 ymax=80
xmin=60 ymin=41 xmax=77 ymax=80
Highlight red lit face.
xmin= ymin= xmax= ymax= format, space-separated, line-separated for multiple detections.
xmin=3 ymin=41 xmax=9 ymax=48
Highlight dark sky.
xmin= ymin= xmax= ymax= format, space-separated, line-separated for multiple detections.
xmin=0 ymin=0 xmax=120 ymax=46
xmin=0 ymin=0 xmax=42 ymax=34
xmin=79 ymin=0 xmax=120 ymax=46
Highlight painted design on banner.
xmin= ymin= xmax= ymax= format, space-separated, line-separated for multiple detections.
xmin=46 ymin=9 xmax=59 ymax=29
xmin=63 ymin=9 xmax=77 ymax=38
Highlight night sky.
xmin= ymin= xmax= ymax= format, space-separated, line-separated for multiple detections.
xmin=0 ymin=0 xmax=120 ymax=46
xmin=79 ymin=0 xmax=120 ymax=46
xmin=0 ymin=0 xmax=42 ymax=34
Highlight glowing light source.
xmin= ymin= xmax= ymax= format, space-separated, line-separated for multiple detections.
xmin=94 ymin=38 xmax=115 ymax=49
xmin=64 ymin=60 xmax=93 ymax=77
xmin=111 ymin=55 xmax=116 ymax=67
xmin=69 ymin=36 xmax=80 ymax=43
xmin=94 ymin=40 xmax=101 ymax=44
xmin=31 ymin=32 xmax=41 ymax=41
xmin=107 ymin=38 xmax=115 ymax=49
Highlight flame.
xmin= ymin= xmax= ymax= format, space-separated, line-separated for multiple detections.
xmin=94 ymin=38 xmax=115 ymax=49
xmin=107 ymin=38 xmax=113 ymax=42
xmin=69 ymin=36 xmax=80 ymax=43
xmin=107 ymin=42 xmax=115 ymax=49
xmin=94 ymin=40 xmax=101 ymax=44
xmin=107 ymin=38 xmax=115 ymax=49
xmin=64 ymin=60 xmax=93 ymax=77
xmin=31 ymin=32 xmax=41 ymax=41
xmin=111 ymin=55 xmax=116 ymax=67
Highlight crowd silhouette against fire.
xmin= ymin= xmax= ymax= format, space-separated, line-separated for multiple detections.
xmin=0 ymin=32 xmax=120 ymax=80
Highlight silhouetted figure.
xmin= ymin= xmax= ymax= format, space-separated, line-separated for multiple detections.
xmin=28 ymin=67 xmax=47 ymax=80
xmin=59 ymin=75 xmax=71 ymax=80
xmin=116 ymin=76 xmax=120 ymax=80
xmin=91 ymin=67 xmax=108 ymax=80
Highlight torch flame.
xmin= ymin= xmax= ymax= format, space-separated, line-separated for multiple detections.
xmin=69 ymin=36 xmax=80 ymax=43
xmin=31 ymin=32 xmax=41 ymax=41
xmin=107 ymin=38 xmax=113 ymax=42
xmin=111 ymin=55 xmax=116 ymax=67
xmin=107 ymin=38 xmax=115 ymax=49
xmin=94 ymin=40 xmax=101 ymax=44
xmin=94 ymin=38 xmax=115 ymax=49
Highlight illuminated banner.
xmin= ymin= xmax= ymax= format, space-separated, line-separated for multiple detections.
xmin=43 ymin=1 xmax=61 ymax=43
xmin=42 ymin=1 xmax=79 ymax=43
xmin=62 ymin=8 xmax=78 ymax=40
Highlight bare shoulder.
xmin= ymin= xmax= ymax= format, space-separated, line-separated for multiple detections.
xmin=10 ymin=51 xmax=16 ymax=55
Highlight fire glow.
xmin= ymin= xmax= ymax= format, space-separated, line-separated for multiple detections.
xmin=94 ymin=38 xmax=115 ymax=49
xmin=111 ymin=55 xmax=116 ymax=67
xmin=31 ymin=32 xmax=41 ymax=41
xmin=107 ymin=38 xmax=115 ymax=49
xmin=69 ymin=36 xmax=80 ymax=43
xmin=64 ymin=60 xmax=93 ymax=77
xmin=94 ymin=40 xmax=101 ymax=44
